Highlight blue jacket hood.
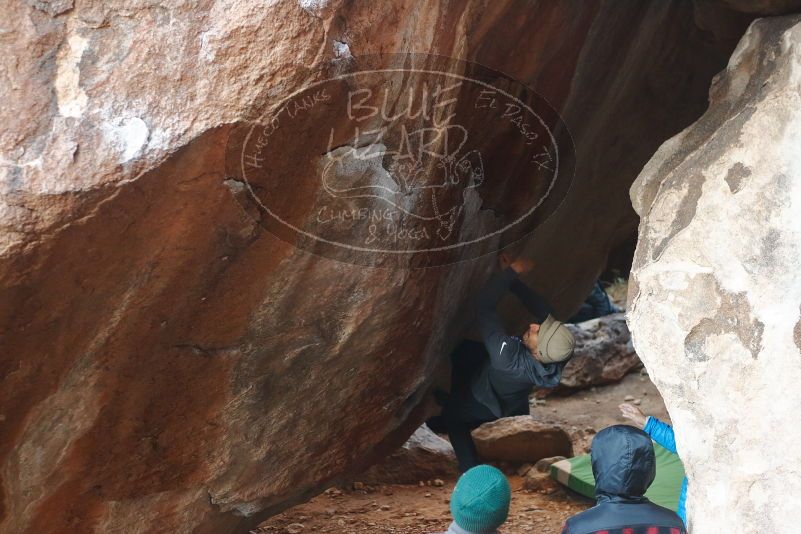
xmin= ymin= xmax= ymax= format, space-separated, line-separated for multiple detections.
xmin=591 ymin=425 xmax=655 ymax=503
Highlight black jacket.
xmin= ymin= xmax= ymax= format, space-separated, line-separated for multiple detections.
xmin=472 ymin=267 xmax=567 ymax=418
xmin=562 ymin=425 xmax=686 ymax=534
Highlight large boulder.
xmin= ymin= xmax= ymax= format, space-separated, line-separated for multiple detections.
xmin=0 ymin=0 xmax=768 ymax=532
xmin=471 ymin=416 xmax=573 ymax=464
xmin=358 ymin=424 xmax=458 ymax=485
xmin=629 ymin=15 xmax=801 ymax=532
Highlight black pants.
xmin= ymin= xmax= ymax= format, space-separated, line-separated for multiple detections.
xmin=428 ymin=340 xmax=498 ymax=473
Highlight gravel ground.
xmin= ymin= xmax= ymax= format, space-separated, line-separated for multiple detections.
xmin=256 ymin=370 xmax=669 ymax=534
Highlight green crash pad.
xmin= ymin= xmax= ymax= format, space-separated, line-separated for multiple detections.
xmin=550 ymin=442 xmax=686 ymax=512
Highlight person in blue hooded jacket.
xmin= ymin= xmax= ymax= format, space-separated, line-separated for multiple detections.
xmin=620 ymin=402 xmax=688 ymax=525
xmin=561 ymin=425 xmax=686 ymax=534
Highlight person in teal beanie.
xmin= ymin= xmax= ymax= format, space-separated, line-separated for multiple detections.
xmin=620 ymin=403 xmax=688 ymax=525
xmin=439 ymin=465 xmax=511 ymax=534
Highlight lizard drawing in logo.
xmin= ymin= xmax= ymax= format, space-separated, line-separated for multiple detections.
xmin=320 ymin=124 xmax=484 ymax=240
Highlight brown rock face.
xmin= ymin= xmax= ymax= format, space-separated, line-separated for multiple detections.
xmin=0 ymin=0 xmax=769 ymax=532
xmin=471 ymin=416 xmax=573 ymax=464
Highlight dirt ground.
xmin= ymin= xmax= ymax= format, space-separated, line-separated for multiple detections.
xmin=256 ymin=370 xmax=670 ymax=534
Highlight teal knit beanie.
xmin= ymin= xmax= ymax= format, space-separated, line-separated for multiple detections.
xmin=450 ymin=465 xmax=511 ymax=533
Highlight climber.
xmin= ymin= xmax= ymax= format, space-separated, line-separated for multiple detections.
xmin=560 ymin=425 xmax=687 ymax=534
xmin=437 ymin=464 xmax=511 ymax=534
xmin=430 ymin=254 xmax=575 ymax=472
xmin=620 ymin=402 xmax=688 ymax=525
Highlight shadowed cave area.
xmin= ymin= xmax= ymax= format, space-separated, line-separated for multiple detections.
xmin=2 ymin=1 xmax=801 ymax=533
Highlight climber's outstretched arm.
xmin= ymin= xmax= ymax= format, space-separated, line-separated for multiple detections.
xmin=509 ymin=277 xmax=553 ymax=323
xmin=475 ymin=266 xmax=518 ymax=365
xmin=476 ymin=258 xmax=535 ymax=370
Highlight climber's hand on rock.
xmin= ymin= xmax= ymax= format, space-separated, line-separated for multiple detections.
xmin=619 ymin=403 xmax=647 ymax=428
xmin=499 ymin=253 xmax=534 ymax=274
xmin=509 ymin=258 xmax=534 ymax=275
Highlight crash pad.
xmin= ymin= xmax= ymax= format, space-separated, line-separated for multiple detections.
xmin=550 ymin=442 xmax=685 ymax=511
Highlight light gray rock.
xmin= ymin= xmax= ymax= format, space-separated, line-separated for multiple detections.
xmin=533 ymin=456 xmax=567 ymax=473
xmin=522 ymin=469 xmax=560 ymax=493
xmin=629 ymin=15 xmax=801 ymax=532
xmin=359 ymin=424 xmax=458 ymax=485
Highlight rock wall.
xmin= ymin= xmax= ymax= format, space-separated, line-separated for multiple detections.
xmin=0 ymin=0 xmax=771 ymax=532
xmin=629 ymin=15 xmax=801 ymax=532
